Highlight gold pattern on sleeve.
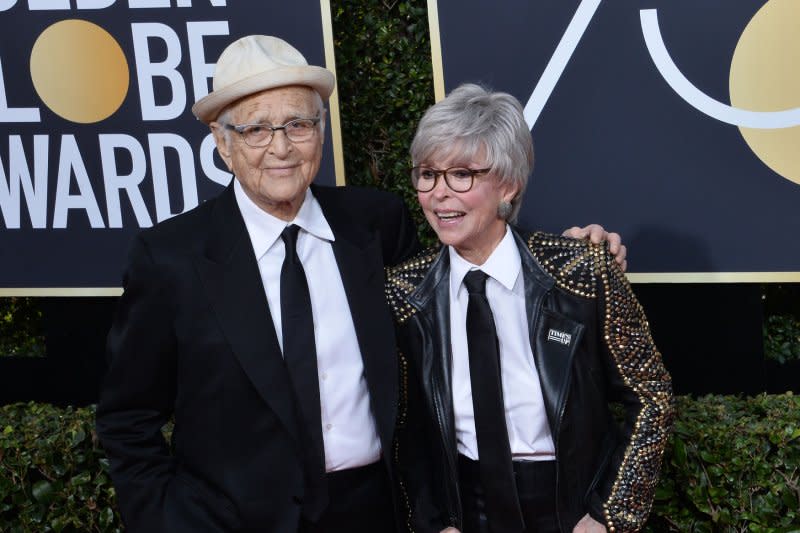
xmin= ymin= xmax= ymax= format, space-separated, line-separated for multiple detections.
xmin=529 ymin=232 xmax=599 ymax=298
xmin=528 ymin=232 xmax=673 ymax=532
xmin=598 ymin=245 xmax=674 ymax=531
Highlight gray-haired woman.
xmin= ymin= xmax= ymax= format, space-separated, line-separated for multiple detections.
xmin=387 ymin=84 xmax=673 ymax=533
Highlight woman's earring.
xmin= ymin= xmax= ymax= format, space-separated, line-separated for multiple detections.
xmin=498 ymin=200 xmax=512 ymax=220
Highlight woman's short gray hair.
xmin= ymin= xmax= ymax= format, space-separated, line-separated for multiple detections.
xmin=410 ymin=83 xmax=534 ymax=221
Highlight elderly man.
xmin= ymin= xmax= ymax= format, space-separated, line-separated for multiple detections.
xmin=97 ymin=34 xmax=419 ymax=533
xmin=96 ymin=35 xmax=626 ymax=533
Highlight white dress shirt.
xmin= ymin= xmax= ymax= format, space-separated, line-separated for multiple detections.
xmin=234 ymin=181 xmax=381 ymax=472
xmin=449 ymin=226 xmax=556 ymax=461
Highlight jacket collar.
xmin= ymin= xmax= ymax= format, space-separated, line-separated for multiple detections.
xmin=408 ymin=226 xmax=555 ymax=311
xmin=233 ymin=182 xmax=335 ymax=261
xmin=408 ymin=245 xmax=450 ymax=310
xmin=511 ymin=227 xmax=556 ymax=293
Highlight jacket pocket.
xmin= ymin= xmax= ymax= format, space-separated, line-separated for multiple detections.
xmin=167 ymin=470 xmax=242 ymax=532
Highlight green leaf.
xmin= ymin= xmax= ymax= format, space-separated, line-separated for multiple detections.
xmin=31 ymin=480 xmax=54 ymax=503
xmin=70 ymin=428 xmax=87 ymax=448
xmin=672 ymin=437 xmax=688 ymax=467
xmin=50 ymin=514 xmax=68 ymax=532
xmin=783 ymin=489 xmax=798 ymax=510
xmin=70 ymin=471 xmax=92 ymax=486
xmin=699 ymin=450 xmax=718 ymax=463
xmin=99 ymin=507 xmax=115 ymax=529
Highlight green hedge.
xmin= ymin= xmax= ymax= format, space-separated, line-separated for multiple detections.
xmin=333 ymin=0 xmax=437 ymax=246
xmin=2 ymin=395 xmax=799 ymax=532
xmin=648 ymin=394 xmax=800 ymax=532
xmin=763 ymin=315 xmax=800 ymax=364
xmin=0 ymin=403 xmax=120 ymax=533
xmin=651 ymin=393 xmax=800 ymax=532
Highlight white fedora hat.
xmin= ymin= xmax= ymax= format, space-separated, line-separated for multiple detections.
xmin=191 ymin=35 xmax=336 ymax=124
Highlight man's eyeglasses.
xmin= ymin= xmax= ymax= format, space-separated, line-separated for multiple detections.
xmin=224 ymin=117 xmax=320 ymax=147
xmin=410 ymin=166 xmax=492 ymax=193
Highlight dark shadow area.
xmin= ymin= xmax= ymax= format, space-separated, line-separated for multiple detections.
xmin=0 ymin=297 xmax=117 ymax=406
xmin=634 ymin=283 xmax=766 ymax=395
xmin=627 ymin=226 xmax=766 ymax=395
xmin=0 ymin=284 xmax=792 ymax=403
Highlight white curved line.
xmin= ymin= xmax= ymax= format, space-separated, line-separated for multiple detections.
xmin=640 ymin=8 xmax=800 ymax=129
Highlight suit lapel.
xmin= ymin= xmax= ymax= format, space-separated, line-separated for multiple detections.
xmin=194 ymin=185 xmax=300 ymax=446
xmin=316 ymin=188 xmax=399 ymax=452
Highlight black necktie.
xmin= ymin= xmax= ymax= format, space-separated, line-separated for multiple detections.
xmin=463 ymin=270 xmax=525 ymax=533
xmin=280 ymin=224 xmax=327 ymax=520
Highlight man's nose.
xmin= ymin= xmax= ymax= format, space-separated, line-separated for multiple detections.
xmin=268 ymin=128 xmax=292 ymax=156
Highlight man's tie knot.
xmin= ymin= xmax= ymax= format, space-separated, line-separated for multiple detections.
xmin=463 ymin=270 xmax=488 ymax=296
xmin=281 ymin=224 xmax=301 ymax=263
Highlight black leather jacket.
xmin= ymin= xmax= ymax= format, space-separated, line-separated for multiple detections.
xmin=386 ymin=229 xmax=673 ymax=533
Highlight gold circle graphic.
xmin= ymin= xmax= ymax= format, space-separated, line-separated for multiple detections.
xmin=730 ymin=0 xmax=800 ymax=186
xmin=30 ymin=19 xmax=129 ymax=124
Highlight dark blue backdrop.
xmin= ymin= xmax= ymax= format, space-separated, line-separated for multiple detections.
xmin=433 ymin=0 xmax=800 ymax=278
xmin=0 ymin=2 xmax=337 ymax=289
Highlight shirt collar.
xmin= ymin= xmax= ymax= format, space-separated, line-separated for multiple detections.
xmin=234 ymin=181 xmax=335 ymax=260
xmin=449 ymin=225 xmax=521 ymax=296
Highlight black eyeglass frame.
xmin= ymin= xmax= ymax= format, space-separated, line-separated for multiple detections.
xmin=410 ymin=166 xmax=493 ymax=193
xmin=224 ymin=117 xmax=321 ymax=147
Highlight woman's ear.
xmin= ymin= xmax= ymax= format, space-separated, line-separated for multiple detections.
xmin=502 ymin=182 xmax=520 ymax=205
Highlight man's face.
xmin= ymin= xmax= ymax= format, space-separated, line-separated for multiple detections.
xmin=211 ymin=85 xmax=325 ymax=220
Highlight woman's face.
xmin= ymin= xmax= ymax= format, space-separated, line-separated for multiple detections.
xmin=417 ymin=146 xmax=518 ymax=265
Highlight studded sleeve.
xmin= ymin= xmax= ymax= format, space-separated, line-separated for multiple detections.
xmin=594 ymin=242 xmax=674 ymax=531
xmin=528 ymin=232 xmax=674 ymax=531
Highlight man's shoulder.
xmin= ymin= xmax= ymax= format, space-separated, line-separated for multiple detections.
xmin=312 ymin=184 xmax=404 ymax=210
xmin=312 ymin=184 xmax=413 ymax=238
xmin=136 ymin=189 xmax=221 ymax=251
xmin=524 ymin=230 xmax=606 ymax=299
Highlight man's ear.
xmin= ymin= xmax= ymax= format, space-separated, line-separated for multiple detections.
xmin=210 ymin=122 xmax=233 ymax=171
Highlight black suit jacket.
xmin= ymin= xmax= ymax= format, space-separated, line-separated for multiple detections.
xmin=96 ymin=183 xmax=419 ymax=533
